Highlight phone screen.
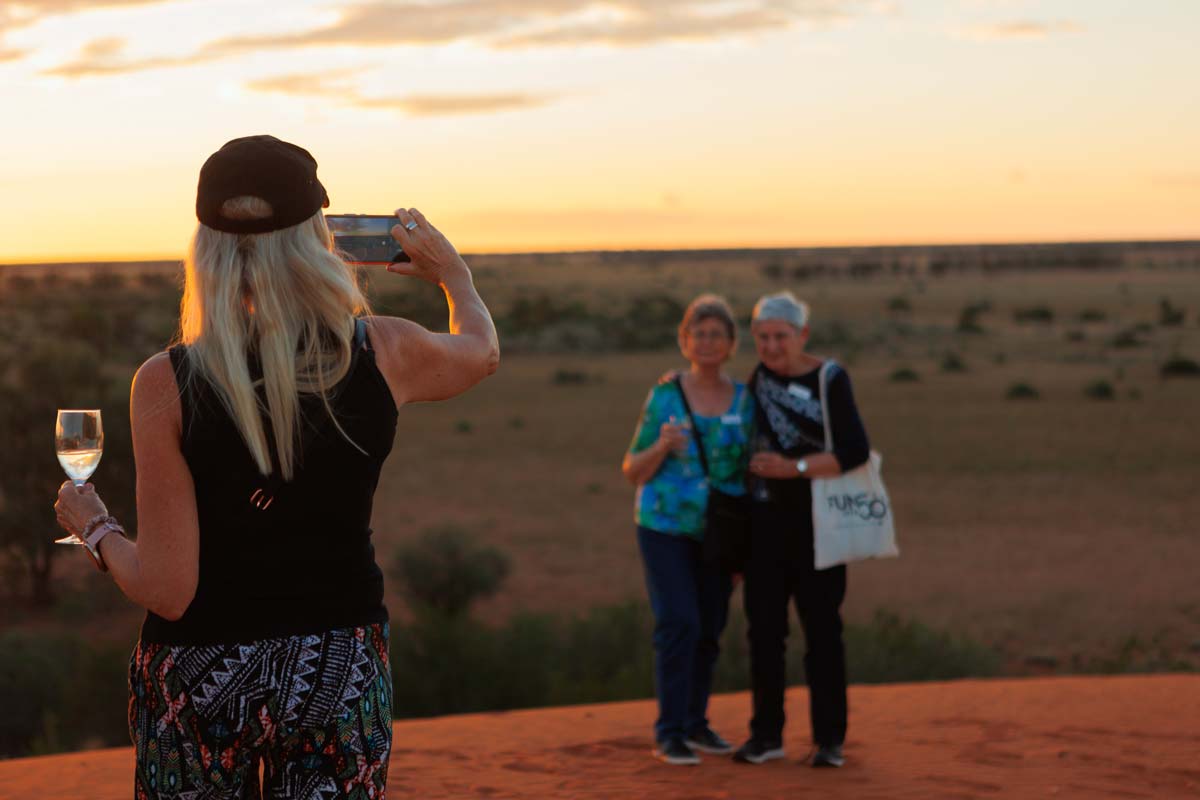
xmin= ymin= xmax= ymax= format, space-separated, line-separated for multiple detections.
xmin=325 ymin=214 xmax=410 ymax=265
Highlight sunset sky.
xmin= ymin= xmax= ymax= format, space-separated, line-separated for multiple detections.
xmin=1 ymin=0 xmax=1197 ymax=263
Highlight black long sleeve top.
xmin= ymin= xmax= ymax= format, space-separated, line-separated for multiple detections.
xmin=751 ymin=360 xmax=871 ymax=508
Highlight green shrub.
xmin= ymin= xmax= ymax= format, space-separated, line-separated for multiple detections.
xmin=1161 ymin=357 xmax=1200 ymax=378
xmin=0 ymin=632 xmax=130 ymax=758
xmin=87 ymin=270 xmax=127 ymax=292
xmin=546 ymin=603 xmax=655 ymax=704
xmin=137 ymin=270 xmax=177 ymax=292
xmin=1110 ymin=328 xmax=1144 ymax=348
xmin=369 ymin=283 xmax=448 ymax=331
xmin=1013 ymin=305 xmax=1055 ymax=324
xmin=1159 ymin=298 xmax=1185 ymax=327
xmin=807 ymin=319 xmax=856 ymax=349
xmin=609 ymin=294 xmax=684 ymax=351
xmin=956 ymin=305 xmax=986 ymax=334
xmin=1072 ymin=634 xmax=1195 ymax=675
xmin=383 ymin=572 xmax=1013 ymax=721
xmin=1084 ymin=380 xmax=1116 ymax=400
xmin=1006 ymin=382 xmax=1039 ymax=400
xmin=388 ymin=601 xmax=1003 ymax=722
xmin=1064 ymin=329 xmax=1086 ymax=343
xmin=889 ymin=368 xmax=920 ymax=383
xmin=887 ymin=296 xmax=912 ymax=313
xmin=760 ymin=262 xmax=785 ymax=280
xmin=1078 ymin=308 xmax=1108 ymax=323
xmin=389 ymin=526 xmax=511 ymax=617
xmin=552 ymin=369 xmax=591 ymax=385
xmin=0 ymin=633 xmax=70 ymax=756
xmin=940 ymin=353 xmax=967 ymax=373
xmin=845 ymin=611 xmax=999 ymax=683
xmin=454 ymin=420 xmax=473 ymax=434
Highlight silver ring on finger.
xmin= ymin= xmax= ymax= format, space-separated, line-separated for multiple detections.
xmin=404 ymin=220 xmax=418 ymax=232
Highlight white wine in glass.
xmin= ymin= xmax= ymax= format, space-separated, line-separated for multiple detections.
xmin=55 ymin=409 xmax=104 ymax=545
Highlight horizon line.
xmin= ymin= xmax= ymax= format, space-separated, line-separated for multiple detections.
xmin=4 ymin=236 xmax=1200 ymax=268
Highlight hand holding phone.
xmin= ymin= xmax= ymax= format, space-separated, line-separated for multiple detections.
xmin=325 ymin=214 xmax=411 ymax=265
xmin=384 ymin=208 xmax=471 ymax=287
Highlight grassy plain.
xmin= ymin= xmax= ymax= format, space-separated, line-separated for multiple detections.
xmin=4 ymin=244 xmax=1200 ymax=673
xmin=387 ymin=257 xmax=1200 ymax=673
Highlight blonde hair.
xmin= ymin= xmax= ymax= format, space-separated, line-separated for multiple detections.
xmin=179 ymin=196 xmax=369 ymax=480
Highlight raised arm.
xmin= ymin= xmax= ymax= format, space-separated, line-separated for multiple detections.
xmin=367 ymin=207 xmax=499 ymax=405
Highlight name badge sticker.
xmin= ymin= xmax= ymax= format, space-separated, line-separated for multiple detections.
xmin=721 ymin=414 xmax=742 ymax=425
xmin=788 ymin=383 xmax=812 ymax=400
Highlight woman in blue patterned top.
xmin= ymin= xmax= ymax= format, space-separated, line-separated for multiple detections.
xmin=621 ymin=294 xmax=755 ymax=765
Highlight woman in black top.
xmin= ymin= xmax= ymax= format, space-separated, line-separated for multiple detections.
xmin=732 ymin=291 xmax=870 ymax=769
xmin=53 ymin=135 xmax=498 ymax=799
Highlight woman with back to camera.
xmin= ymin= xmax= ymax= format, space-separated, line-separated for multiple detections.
xmin=621 ymin=294 xmax=755 ymax=766
xmin=52 ymin=134 xmax=499 ymax=799
xmin=733 ymin=291 xmax=869 ymax=769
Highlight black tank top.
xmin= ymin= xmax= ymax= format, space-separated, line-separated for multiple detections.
xmin=141 ymin=320 xmax=397 ymax=645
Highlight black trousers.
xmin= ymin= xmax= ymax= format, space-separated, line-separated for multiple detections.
xmin=744 ymin=496 xmax=847 ymax=747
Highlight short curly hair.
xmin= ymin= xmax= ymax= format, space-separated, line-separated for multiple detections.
xmin=678 ymin=293 xmax=737 ymax=342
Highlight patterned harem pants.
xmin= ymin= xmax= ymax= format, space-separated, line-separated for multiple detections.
xmin=128 ymin=623 xmax=392 ymax=799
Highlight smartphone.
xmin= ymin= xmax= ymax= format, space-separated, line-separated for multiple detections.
xmin=325 ymin=214 xmax=410 ymax=265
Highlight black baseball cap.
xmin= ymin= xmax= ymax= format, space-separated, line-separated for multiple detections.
xmin=196 ymin=135 xmax=330 ymax=234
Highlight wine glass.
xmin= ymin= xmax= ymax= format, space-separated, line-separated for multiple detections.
xmin=751 ymin=433 xmax=772 ymax=501
xmin=54 ymin=409 xmax=104 ymax=545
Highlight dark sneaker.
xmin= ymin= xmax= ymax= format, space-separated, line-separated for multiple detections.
xmin=732 ymin=738 xmax=785 ymax=764
xmin=654 ymin=737 xmax=701 ymax=766
xmin=812 ymin=744 xmax=845 ymax=768
xmin=685 ymin=727 xmax=734 ymax=755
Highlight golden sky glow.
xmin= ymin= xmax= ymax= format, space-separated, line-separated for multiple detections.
xmin=1 ymin=0 xmax=1198 ymax=263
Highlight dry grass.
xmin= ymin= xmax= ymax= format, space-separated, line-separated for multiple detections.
xmin=5 ymin=248 xmax=1200 ymax=669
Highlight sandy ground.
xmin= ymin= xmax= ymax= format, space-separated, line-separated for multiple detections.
xmin=2 ymin=675 xmax=1197 ymax=799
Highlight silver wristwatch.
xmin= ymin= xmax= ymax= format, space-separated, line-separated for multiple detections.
xmin=796 ymin=458 xmax=809 ymax=475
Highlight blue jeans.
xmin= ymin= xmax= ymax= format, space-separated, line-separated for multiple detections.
xmin=637 ymin=526 xmax=733 ymax=743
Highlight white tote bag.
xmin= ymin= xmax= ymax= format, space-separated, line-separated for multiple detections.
xmin=811 ymin=361 xmax=899 ymax=570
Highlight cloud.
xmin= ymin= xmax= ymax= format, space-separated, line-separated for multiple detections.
xmin=957 ymin=19 xmax=1084 ymax=41
xmin=40 ymin=35 xmax=211 ymax=76
xmin=2 ymin=0 xmax=171 ymax=29
xmin=35 ymin=0 xmax=879 ymax=79
xmin=245 ymin=70 xmax=555 ymax=116
xmin=211 ymin=0 xmax=873 ymax=53
xmin=493 ymin=7 xmax=794 ymax=48
xmin=354 ymin=92 xmax=553 ymax=115
xmin=2 ymin=0 xmax=180 ymax=70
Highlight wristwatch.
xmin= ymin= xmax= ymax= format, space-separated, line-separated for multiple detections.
xmin=796 ymin=458 xmax=809 ymax=475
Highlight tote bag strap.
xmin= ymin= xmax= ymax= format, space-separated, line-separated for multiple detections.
xmin=818 ymin=359 xmax=837 ymax=454
xmin=672 ymin=376 xmax=711 ymax=478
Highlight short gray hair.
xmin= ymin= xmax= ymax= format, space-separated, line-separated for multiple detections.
xmin=751 ymin=291 xmax=809 ymax=330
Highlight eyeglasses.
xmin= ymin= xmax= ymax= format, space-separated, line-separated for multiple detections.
xmin=687 ymin=328 xmax=731 ymax=342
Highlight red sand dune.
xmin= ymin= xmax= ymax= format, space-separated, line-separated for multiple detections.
xmin=2 ymin=675 xmax=1198 ymax=799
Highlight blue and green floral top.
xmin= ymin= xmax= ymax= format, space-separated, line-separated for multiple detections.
xmin=629 ymin=380 xmax=755 ymax=539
